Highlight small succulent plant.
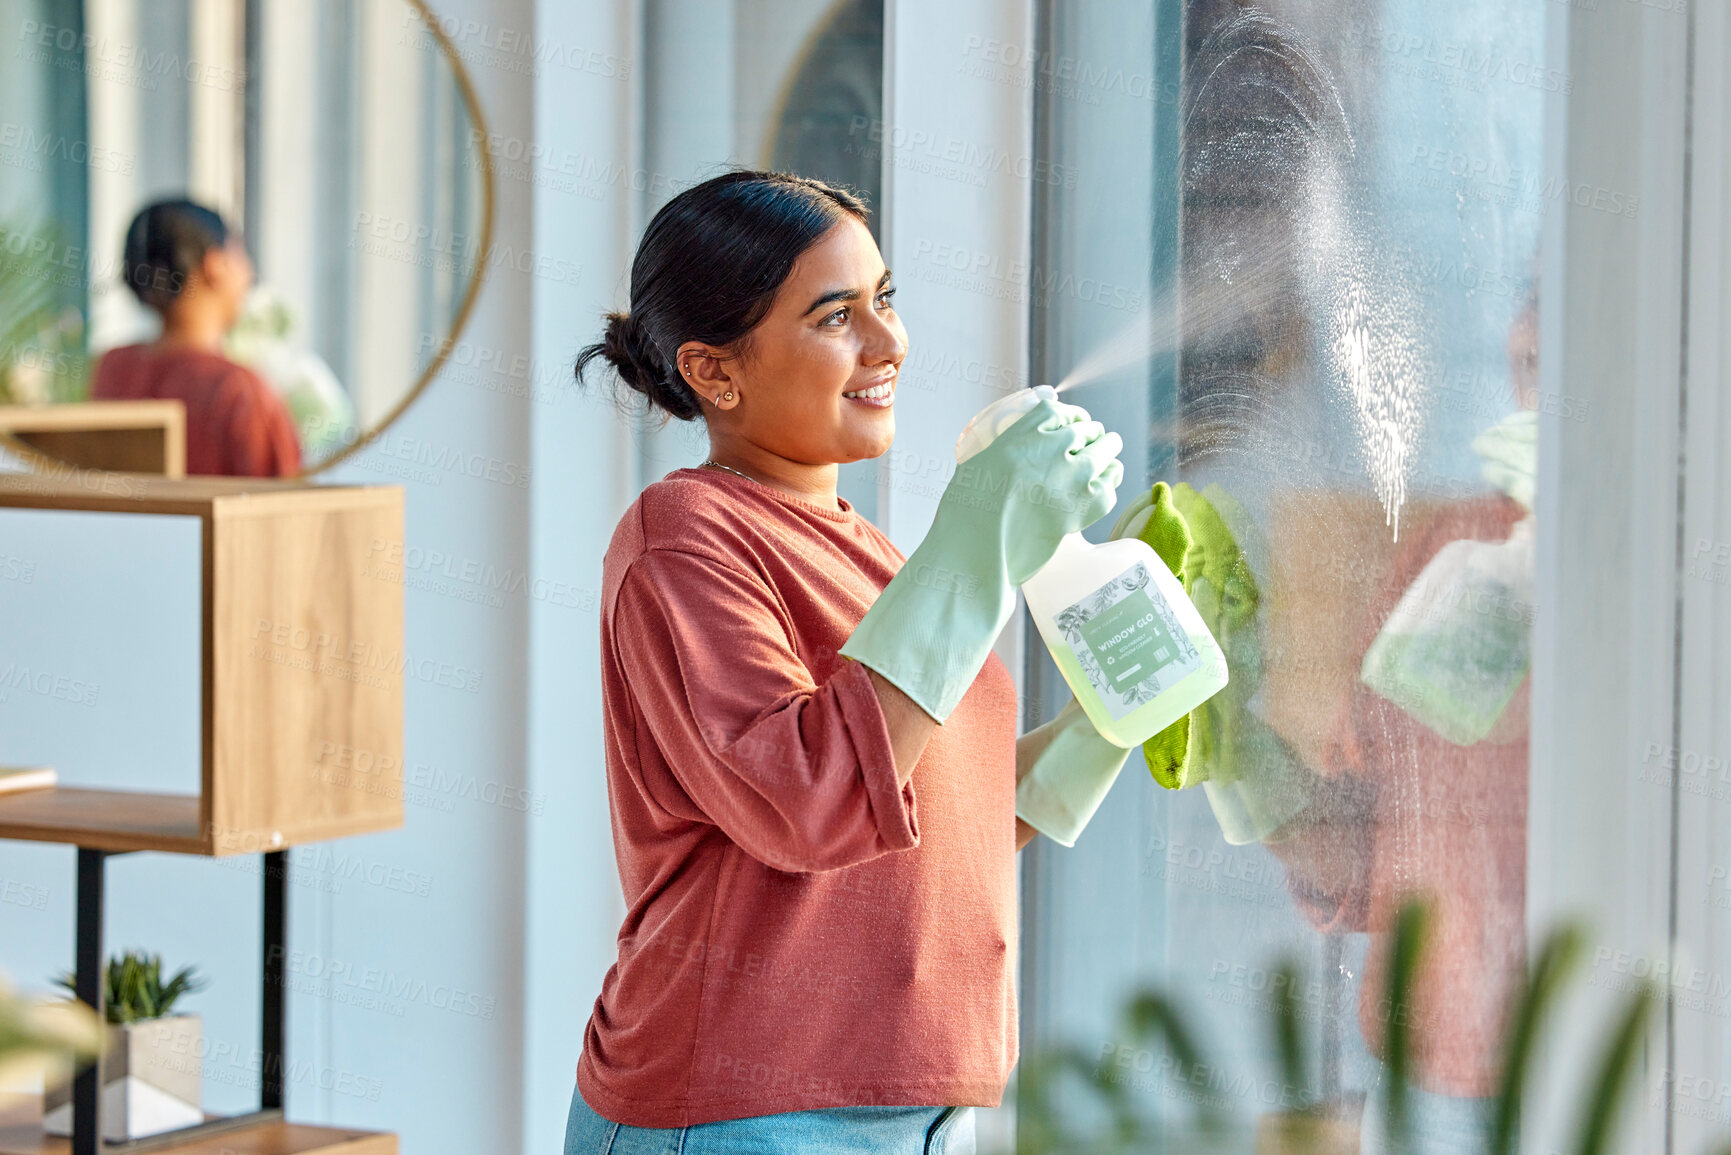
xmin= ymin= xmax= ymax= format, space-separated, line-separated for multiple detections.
xmin=53 ymin=950 xmax=207 ymax=1026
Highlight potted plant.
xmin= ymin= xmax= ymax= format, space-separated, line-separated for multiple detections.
xmin=43 ymin=951 xmax=207 ymax=1141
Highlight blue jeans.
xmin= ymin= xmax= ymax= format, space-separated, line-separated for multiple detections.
xmin=1358 ymin=1082 xmax=1494 ymax=1155
xmin=564 ymin=1084 xmax=977 ymax=1155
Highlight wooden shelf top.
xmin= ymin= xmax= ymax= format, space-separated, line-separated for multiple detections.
xmin=0 ymin=1119 xmax=395 ymax=1155
xmin=0 ymin=787 xmax=403 ymax=856
xmin=0 ymin=473 xmax=398 ymax=517
xmin=0 ymin=401 xmax=186 ymax=434
xmin=0 ymin=788 xmax=207 ymax=854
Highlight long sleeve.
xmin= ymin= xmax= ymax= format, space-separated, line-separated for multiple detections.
xmin=611 ymin=546 xmax=918 ymax=873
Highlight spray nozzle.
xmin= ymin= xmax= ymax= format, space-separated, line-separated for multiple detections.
xmin=955 ymin=384 xmax=1058 ymax=463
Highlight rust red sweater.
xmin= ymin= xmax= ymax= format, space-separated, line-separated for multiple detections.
xmin=91 ymin=344 xmax=302 ymax=477
xmin=577 ymin=466 xmax=1020 ymax=1127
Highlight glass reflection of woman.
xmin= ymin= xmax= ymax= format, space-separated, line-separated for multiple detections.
xmin=1177 ymin=9 xmax=1534 ymax=1153
xmin=562 ymin=171 xmax=1130 ymax=1155
xmin=90 ymin=200 xmax=302 ymax=477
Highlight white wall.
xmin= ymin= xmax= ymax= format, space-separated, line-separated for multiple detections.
xmin=520 ymin=0 xmax=638 ymax=1149
xmin=881 ymin=0 xmax=1035 ymax=687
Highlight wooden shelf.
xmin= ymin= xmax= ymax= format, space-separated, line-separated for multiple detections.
xmin=0 ymin=401 xmax=186 ymax=478
xmin=0 ymin=787 xmax=401 ymax=856
xmin=0 ymin=788 xmax=204 ymax=854
xmin=0 ymin=477 xmax=405 ymax=852
xmin=0 ymin=1119 xmax=395 ymax=1154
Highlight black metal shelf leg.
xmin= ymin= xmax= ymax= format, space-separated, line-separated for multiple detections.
xmin=261 ymin=849 xmax=286 ymax=1111
xmin=72 ymin=848 xmax=107 ymax=1155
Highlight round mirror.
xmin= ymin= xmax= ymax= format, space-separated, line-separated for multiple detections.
xmin=0 ymin=0 xmax=494 ymax=478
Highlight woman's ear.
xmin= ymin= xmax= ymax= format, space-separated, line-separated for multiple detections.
xmin=675 ymin=342 xmax=739 ymax=411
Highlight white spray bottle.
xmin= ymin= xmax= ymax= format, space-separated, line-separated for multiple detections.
xmin=956 ymin=385 xmax=1228 ymax=750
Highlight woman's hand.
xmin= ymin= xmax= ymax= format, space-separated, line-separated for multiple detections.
xmin=943 ymin=395 xmax=1125 ymax=584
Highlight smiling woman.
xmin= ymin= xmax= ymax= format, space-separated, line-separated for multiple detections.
xmin=565 ymin=170 xmax=1131 ymax=1154
xmin=575 ymin=169 xmax=904 ymax=501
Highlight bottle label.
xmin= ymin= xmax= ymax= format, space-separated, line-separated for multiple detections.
xmin=1058 ymin=561 xmax=1201 ymax=721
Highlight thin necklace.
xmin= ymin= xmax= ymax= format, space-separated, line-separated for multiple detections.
xmin=699 ymin=459 xmax=756 ymax=482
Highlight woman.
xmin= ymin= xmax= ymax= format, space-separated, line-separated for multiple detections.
xmin=90 ymin=199 xmax=302 ymax=477
xmin=566 ymin=170 xmax=1145 ymax=1154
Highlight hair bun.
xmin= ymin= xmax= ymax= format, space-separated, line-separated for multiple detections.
xmin=599 ymin=312 xmax=662 ymax=388
xmin=578 ymin=311 xmax=701 ymax=421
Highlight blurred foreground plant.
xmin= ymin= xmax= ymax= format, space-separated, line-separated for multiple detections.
xmin=0 ymin=219 xmax=89 ymax=405
xmin=1003 ymin=900 xmax=1676 ymax=1155
xmin=0 ymin=971 xmax=102 ymax=1090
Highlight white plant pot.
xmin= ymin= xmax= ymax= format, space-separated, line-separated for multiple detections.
xmin=43 ymin=1014 xmax=203 ymax=1141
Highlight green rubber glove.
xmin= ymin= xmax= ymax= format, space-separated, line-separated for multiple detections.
xmin=841 ymin=393 xmax=1124 ymax=722
xmin=1015 ymin=482 xmax=1193 ymax=845
xmin=1015 ymin=695 xmax=1134 ymax=847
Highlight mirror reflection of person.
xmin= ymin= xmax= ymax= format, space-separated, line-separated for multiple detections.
xmin=90 ymin=199 xmax=302 ymax=477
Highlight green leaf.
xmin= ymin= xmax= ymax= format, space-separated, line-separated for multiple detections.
xmin=1380 ymin=899 xmax=1431 ymax=1154
xmin=1270 ymin=957 xmax=1311 ymax=1113
xmin=1569 ymin=985 xmax=1653 ymax=1155
xmin=1123 ymin=990 xmax=1227 ymax=1136
xmin=1489 ymin=924 xmax=1587 ymax=1155
xmin=56 ymin=951 xmax=207 ymax=1025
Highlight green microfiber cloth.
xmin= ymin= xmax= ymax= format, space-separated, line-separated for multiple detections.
xmin=1109 ymin=481 xmax=1260 ymax=789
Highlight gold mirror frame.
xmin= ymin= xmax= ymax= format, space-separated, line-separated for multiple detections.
xmin=0 ymin=0 xmax=497 ymax=482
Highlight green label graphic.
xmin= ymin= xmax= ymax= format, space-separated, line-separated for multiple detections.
xmin=1057 ymin=562 xmax=1201 ymax=721
xmin=1076 ymin=587 xmax=1182 ymax=694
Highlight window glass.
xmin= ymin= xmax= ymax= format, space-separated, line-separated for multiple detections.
xmin=1023 ymin=1 xmax=1544 ymax=1148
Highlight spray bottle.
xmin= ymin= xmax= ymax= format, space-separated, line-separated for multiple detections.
xmin=956 ymin=385 xmax=1228 ymax=748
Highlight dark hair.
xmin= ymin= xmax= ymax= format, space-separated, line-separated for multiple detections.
xmin=575 ymin=170 xmax=868 ymax=421
xmin=121 ymin=199 xmax=231 ymax=313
